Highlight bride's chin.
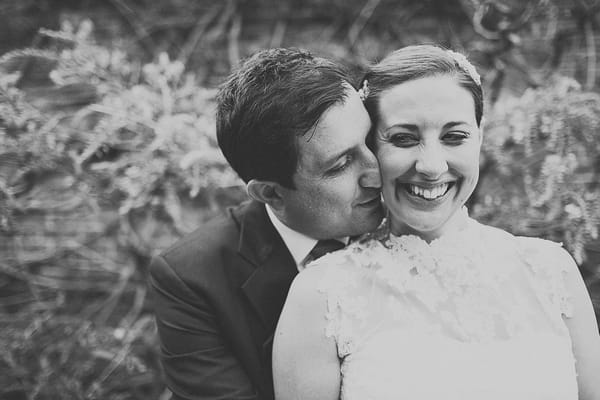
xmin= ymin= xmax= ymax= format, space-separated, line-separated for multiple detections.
xmin=390 ymin=220 xmax=427 ymax=237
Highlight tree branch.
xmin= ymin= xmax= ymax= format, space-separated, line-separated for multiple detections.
xmin=228 ymin=11 xmax=242 ymax=68
xmin=107 ymin=0 xmax=155 ymax=57
xmin=584 ymin=17 xmax=597 ymax=90
xmin=348 ymin=0 xmax=382 ymax=46
xmin=177 ymin=5 xmax=222 ymax=66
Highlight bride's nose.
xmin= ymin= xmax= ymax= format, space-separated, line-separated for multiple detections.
xmin=415 ymin=143 xmax=448 ymax=179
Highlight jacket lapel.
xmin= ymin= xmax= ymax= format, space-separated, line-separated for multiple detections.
xmin=233 ymin=201 xmax=298 ymax=332
xmin=227 ymin=201 xmax=300 ymax=399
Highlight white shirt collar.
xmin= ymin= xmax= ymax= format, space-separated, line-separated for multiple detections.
xmin=265 ymin=204 xmax=318 ymax=270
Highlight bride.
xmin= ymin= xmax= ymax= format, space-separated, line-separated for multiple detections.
xmin=272 ymin=45 xmax=600 ymax=399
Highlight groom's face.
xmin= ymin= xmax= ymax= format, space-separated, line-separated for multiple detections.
xmin=279 ymin=88 xmax=384 ymax=239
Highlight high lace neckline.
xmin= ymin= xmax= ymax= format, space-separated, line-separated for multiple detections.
xmin=354 ymin=207 xmax=484 ymax=279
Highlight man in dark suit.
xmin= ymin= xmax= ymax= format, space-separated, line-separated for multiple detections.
xmin=149 ymin=48 xmax=384 ymax=400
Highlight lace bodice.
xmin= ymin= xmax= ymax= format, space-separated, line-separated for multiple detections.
xmin=310 ymin=213 xmax=578 ymax=400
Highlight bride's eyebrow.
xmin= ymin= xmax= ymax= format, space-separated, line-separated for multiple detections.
xmin=444 ymin=121 xmax=471 ymax=129
xmin=382 ymin=123 xmax=418 ymax=134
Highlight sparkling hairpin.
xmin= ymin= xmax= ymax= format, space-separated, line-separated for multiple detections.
xmin=358 ymin=79 xmax=369 ymax=101
xmin=446 ymin=50 xmax=481 ymax=86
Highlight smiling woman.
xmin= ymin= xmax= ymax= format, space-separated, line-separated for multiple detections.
xmin=272 ymin=45 xmax=600 ymax=400
xmin=375 ymin=74 xmax=481 ymax=241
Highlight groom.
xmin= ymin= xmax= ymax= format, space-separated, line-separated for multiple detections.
xmin=149 ymin=48 xmax=383 ymax=400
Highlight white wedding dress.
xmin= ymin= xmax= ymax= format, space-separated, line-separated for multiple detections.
xmin=312 ymin=210 xmax=578 ymax=400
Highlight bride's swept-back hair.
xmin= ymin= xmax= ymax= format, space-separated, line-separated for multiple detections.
xmin=360 ymin=44 xmax=484 ymax=128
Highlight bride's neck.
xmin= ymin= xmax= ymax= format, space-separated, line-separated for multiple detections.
xmin=390 ymin=208 xmax=469 ymax=243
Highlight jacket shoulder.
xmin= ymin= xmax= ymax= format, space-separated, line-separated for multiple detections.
xmin=165 ymin=211 xmax=238 ymax=259
xmin=152 ymin=207 xmax=239 ymax=280
xmin=149 ymin=200 xmax=271 ymax=285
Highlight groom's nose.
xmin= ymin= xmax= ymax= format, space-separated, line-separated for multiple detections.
xmin=359 ymin=151 xmax=381 ymax=189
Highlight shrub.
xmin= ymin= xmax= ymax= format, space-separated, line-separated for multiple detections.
xmin=474 ymin=77 xmax=600 ymax=266
xmin=0 ymin=22 xmax=243 ymax=399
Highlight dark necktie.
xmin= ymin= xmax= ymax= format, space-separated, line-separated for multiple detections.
xmin=309 ymin=239 xmax=345 ymax=261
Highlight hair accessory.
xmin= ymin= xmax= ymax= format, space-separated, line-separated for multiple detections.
xmin=446 ymin=50 xmax=481 ymax=86
xmin=358 ymin=79 xmax=369 ymax=101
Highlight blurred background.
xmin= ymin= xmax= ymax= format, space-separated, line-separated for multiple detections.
xmin=1 ymin=0 xmax=599 ymax=399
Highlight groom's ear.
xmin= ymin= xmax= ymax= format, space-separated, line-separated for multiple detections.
xmin=247 ymin=179 xmax=285 ymax=210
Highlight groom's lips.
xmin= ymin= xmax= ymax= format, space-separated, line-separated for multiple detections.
xmin=357 ymin=195 xmax=381 ymax=208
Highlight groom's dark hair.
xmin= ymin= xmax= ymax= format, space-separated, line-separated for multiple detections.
xmin=216 ymin=48 xmax=352 ymax=189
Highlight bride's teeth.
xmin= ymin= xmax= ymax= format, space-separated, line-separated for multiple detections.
xmin=408 ymin=183 xmax=449 ymax=200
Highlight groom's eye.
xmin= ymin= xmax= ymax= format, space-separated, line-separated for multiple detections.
xmin=327 ymin=154 xmax=353 ymax=175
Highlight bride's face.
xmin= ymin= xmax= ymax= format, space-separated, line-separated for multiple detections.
xmin=374 ymin=74 xmax=482 ymax=241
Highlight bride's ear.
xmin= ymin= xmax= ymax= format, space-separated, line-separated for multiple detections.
xmin=247 ymin=179 xmax=284 ymax=210
xmin=478 ymin=117 xmax=486 ymax=145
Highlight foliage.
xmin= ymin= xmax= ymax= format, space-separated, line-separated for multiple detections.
xmin=473 ymin=77 xmax=600 ymax=266
xmin=0 ymin=22 xmax=242 ymax=399
xmin=0 ymin=21 xmax=241 ymax=233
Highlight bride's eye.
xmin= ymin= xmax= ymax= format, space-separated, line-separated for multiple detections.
xmin=388 ymin=133 xmax=419 ymax=148
xmin=443 ymin=130 xmax=470 ymax=145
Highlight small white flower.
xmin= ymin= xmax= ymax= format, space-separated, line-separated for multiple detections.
xmin=564 ymin=203 xmax=582 ymax=218
xmin=357 ymin=79 xmax=369 ymax=101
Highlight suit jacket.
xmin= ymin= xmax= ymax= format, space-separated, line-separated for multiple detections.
xmin=148 ymin=200 xmax=298 ymax=400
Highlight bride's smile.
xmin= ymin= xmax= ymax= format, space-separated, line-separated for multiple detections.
xmin=401 ymin=180 xmax=455 ymax=201
xmin=404 ymin=181 xmax=453 ymax=200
